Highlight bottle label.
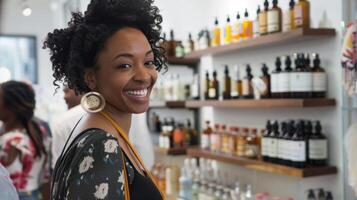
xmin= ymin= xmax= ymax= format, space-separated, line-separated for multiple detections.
xmin=277 ymin=139 xmax=285 ymax=159
xmin=271 ymin=73 xmax=279 ymax=93
xmin=294 ymin=5 xmax=303 ymax=26
xmin=268 ymin=10 xmax=280 ymax=32
xmin=253 ymin=20 xmax=260 ymax=37
xmin=242 ymin=79 xmax=250 ymax=96
xmin=201 ymin=135 xmax=210 ymax=149
xmin=283 ymin=11 xmax=292 ymax=32
xmin=269 ymin=138 xmax=278 ymax=158
xmin=291 ymin=141 xmax=306 ymax=162
xmin=312 ymin=73 xmax=327 ymax=92
xmin=259 ymin=13 xmax=268 ymax=34
xmin=278 ymin=72 xmax=291 ymax=92
xmin=309 ymin=139 xmax=328 ymax=159
xmin=209 ymin=88 xmax=216 ymax=98
xmin=290 ymin=72 xmax=312 ymax=92
xmin=261 ymin=137 xmax=270 ymax=156
xmin=284 ymin=140 xmax=292 ymax=160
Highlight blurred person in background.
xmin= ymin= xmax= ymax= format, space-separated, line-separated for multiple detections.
xmin=0 ymin=162 xmax=19 ymax=200
xmin=0 ymin=81 xmax=50 ymax=200
xmin=51 ymin=86 xmax=84 ymax=168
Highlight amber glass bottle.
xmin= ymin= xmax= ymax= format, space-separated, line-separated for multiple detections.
xmin=209 ymin=70 xmax=219 ymax=100
xmin=204 ymin=71 xmax=210 ymax=100
xmin=271 ymin=57 xmax=282 ymax=98
xmin=280 ymin=56 xmax=293 ymax=98
xmin=168 ymin=30 xmax=177 ymax=57
xmin=242 ymin=64 xmax=253 ymax=99
xmin=260 ymin=63 xmax=271 ymax=98
xmin=294 ymin=0 xmax=310 ymax=29
xmin=223 ymin=65 xmax=232 ymax=99
xmin=243 ymin=9 xmax=253 ymax=39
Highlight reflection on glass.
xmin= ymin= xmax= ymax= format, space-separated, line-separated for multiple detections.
xmin=0 ymin=35 xmax=37 ymax=83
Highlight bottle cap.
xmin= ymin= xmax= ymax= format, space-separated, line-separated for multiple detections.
xmin=227 ymin=15 xmax=230 ymax=22
xmin=215 ymin=17 xmax=219 ymax=25
xmin=244 ymin=8 xmax=249 ymax=17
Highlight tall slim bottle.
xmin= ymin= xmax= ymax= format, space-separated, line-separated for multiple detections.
xmin=279 ymin=56 xmax=293 ymax=98
xmin=204 ymin=71 xmax=210 ymax=100
xmin=271 ymin=57 xmax=282 ymax=98
xmin=262 ymin=120 xmax=272 ymax=162
xmin=309 ymin=121 xmax=328 ymax=166
xmin=242 ymin=64 xmax=254 ymax=99
xmin=243 ymin=9 xmax=253 ymax=39
xmin=291 ymin=121 xmax=307 ymax=168
xmin=223 ymin=65 xmax=232 ymax=99
xmin=209 ymin=70 xmax=219 ymax=100
xmin=269 ymin=121 xmax=279 ymax=163
xmin=312 ymin=53 xmax=327 ymax=98
xmin=233 ymin=12 xmax=243 ymax=42
xmin=253 ymin=6 xmax=261 ymax=38
xmin=260 ymin=63 xmax=271 ymax=98
xmin=212 ymin=17 xmax=221 ymax=47
xmin=224 ymin=16 xmax=233 ymax=45
xmin=294 ymin=0 xmax=310 ymax=29
xmin=259 ymin=0 xmax=269 ymax=35
xmin=267 ymin=0 xmax=282 ymax=34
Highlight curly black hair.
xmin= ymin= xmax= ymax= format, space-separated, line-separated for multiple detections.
xmin=43 ymin=0 xmax=166 ymax=93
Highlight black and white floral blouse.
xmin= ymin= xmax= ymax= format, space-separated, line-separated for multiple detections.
xmin=51 ymin=128 xmax=162 ymax=200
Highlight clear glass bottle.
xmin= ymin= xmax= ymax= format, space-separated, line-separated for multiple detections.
xmin=201 ymin=121 xmax=213 ymax=150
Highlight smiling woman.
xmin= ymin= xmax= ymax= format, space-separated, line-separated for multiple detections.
xmin=43 ymin=0 xmax=166 ymax=199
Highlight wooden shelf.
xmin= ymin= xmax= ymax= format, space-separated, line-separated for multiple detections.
xmin=154 ymin=147 xmax=187 ymax=155
xmin=185 ymin=99 xmax=336 ymax=108
xmin=167 ymin=56 xmax=200 ymax=66
xmin=185 ymin=28 xmax=336 ymax=59
xmin=149 ymin=101 xmax=187 ymax=108
xmin=187 ymin=148 xmax=337 ymax=178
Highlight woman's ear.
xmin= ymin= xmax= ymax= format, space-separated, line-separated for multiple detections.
xmin=84 ymin=70 xmax=97 ymax=90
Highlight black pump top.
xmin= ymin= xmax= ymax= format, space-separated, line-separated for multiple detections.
xmin=244 ymin=8 xmax=249 ymax=17
xmin=315 ymin=121 xmax=322 ymax=134
xmin=261 ymin=63 xmax=269 ymax=76
xmin=275 ymin=57 xmax=282 ymax=71
xmin=227 ymin=16 xmax=230 ymax=23
xmin=307 ymin=189 xmax=316 ymax=199
xmin=188 ymin=33 xmax=192 ymax=40
xmin=266 ymin=120 xmax=272 ymax=131
xmin=285 ymin=56 xmax=292 ymax=71
xmin=213 ymin=70 xmax=217 ymax=78
xmin=205 ymin=71 xmax=209 ymax=78
xmin=289 ymin=0 xmax=295 ymax=9
xmin=224 ymin=65 xmax=229 ymax=75
xmin=272 ymin=121 xmax=279 ymax=133
xmin=313 ymin=53 xmax=321 ymax=68
xmin=305 ymin=121 xmax=313 ymax=135
xmin=272 ymin=0 xmax=278 ymax=6
xmin=215 ymin=17 xmax=219 ymax=25
xmin=264 ymin=0 xmax=269 ymax=11
xmin=246 ymin=64 xmax=252 ymax=73
xmin=257 ymin=6 xmax=261 ymax=15
xmin=236 ymin=12 xmax=241 ymax=20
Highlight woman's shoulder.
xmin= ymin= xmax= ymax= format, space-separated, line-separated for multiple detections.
xmin=74 ymin=128 xmax=119 ymax=149
xmin=0 ymin=129 xmax=29 ymax=144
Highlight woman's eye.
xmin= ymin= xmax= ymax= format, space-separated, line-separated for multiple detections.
xmin=117 ymin=64 xmax=132 ymax=69
xmin=145 ymin=60 xmax=155 ymax=67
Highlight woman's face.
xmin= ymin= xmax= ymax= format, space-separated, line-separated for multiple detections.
xmin=88 ymin=27 xmax=158 ymax=114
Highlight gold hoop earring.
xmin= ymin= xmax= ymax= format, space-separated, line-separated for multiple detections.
xmin=80 ymin=91 xmax=105 ymax=113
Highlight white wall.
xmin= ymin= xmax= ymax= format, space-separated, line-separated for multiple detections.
xmin=0 ymin=0 xmax=67 ymax=121
xmin=156 ymin=0 xmax=345 ymax=199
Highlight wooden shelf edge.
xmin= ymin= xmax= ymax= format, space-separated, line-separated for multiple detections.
xmin=187 ymin=148 xmax=337 ymax=178
xmin=185 ymin=28 xmax=336 ymax=59
xmin=167 ymin=56 xmax=200 ymax=66
xmin=185 ymin=99 xmax=336 ymax=108
xmin=166 ymin=101 xmax=186 ymax=108
xmin=154 ymin=147 xmax=188 ymax=156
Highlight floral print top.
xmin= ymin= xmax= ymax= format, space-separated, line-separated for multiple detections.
xmin=0 ymin=126 xmax=51 ymax=192
xmin=51 ymin=128 xmax=162 ymax=200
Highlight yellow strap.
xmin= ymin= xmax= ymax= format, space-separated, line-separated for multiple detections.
xmin=121 ymin=150 xmax=130 ymax=200
xmin=100 ymin=111 xmax=166 ymax=200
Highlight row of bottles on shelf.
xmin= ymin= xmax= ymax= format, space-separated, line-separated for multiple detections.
xmin=262 ymin=120 xmax=328 ymax=168
xmin=201 ymin=121 xmax=262 ymax=158
xmin=307 ymin=189 xmax=333 ymax=200
xmin=162 ymin=0 xmax=311 ymax=57
xmin=205 ymin=53 xmax=327 ymax=100
xmin=201 ymin=118 xmax=328 ymax=168
xmin=155 ymin=115 xmax=199 ymax=148
xmin=151 ymin=74 xmax=200 ymax=101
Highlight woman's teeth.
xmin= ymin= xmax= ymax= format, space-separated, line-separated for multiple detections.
xmin=126 ymin=89 xmax=148 ymax=97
